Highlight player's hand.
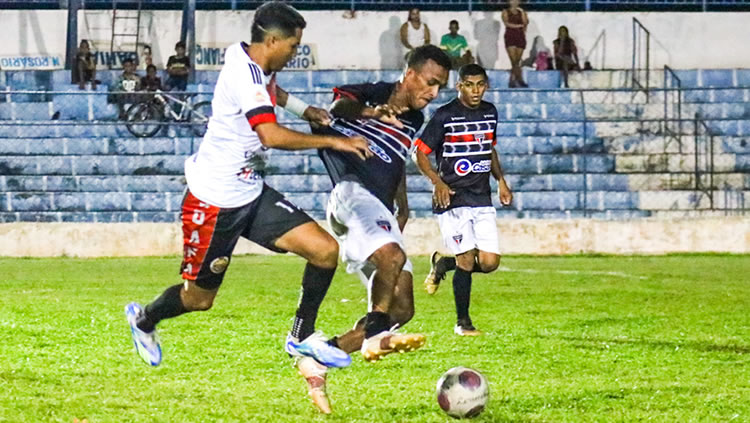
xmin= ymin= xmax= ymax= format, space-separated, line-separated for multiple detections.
xmin=371 ymin=104 xmax=409 ymax=129
xmin=302 ymin=106 xmax=332 ymax=127
xmin=331 ymin=135 xmax=372 ymax=161
xmin=498 ymin=180 xmax=513 ymax=206
xmin=433 ymin=180 xmax=455 ymax=209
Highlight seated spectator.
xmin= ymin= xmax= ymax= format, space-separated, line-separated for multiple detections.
xmin=166 ymin=41 xmax=190 ymax=91
xmin=553 ymin=26 xmax=580 ymax=88
xmin=141 ymin=64 xmax=163 ymax=92
xmin=522 ymin=36 xmax=551 ymax=70
xmin=400 ymin=8 xmax=431 ymax=61
xmin=440 ymin=20 xmax=474 ymax=70
xmin=109 ymin=58 xmax=142 ymax=119
xmin=71 ymin=40 xmax=97 ymax=90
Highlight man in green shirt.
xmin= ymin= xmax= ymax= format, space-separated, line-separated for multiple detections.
xmin=440 ymin=20 xmax=473 ymax=69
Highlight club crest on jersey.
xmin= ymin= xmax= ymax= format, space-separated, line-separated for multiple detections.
xmin=474 ymin=133 xmax=485 ymax=143
xmin=452 ymin=234 xmax=463 ymax=245
xmin=376 ymin=219 xmax=392 ymax=232
xmin=368 ymin=143 xmax=392 ymax=163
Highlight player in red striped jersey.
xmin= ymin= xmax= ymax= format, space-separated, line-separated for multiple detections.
xmin=414 ymin=64 xmax=513 ymax=336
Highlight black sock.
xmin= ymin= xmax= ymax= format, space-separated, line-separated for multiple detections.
xmin=453 ymin=268 xmax=472 ymax=321
xmin=326 ymin=336 xmax=340 ymax=349
xmin=436 ymin=256 xmax=457 ymax=274
xmin=364 ymin=311 xmax=390 ymax=338
xmin=291 ymin=263 xmax=336 ymax=341
xmin=138 ymin=284 xmax=187 ymax=332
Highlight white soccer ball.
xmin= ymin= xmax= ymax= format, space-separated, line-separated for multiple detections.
xmin=436 ymin=367 xmax=489 ymax=419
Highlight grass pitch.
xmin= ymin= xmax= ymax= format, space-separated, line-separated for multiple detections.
xmin=1 ymin=254 xmax=749 ymax=422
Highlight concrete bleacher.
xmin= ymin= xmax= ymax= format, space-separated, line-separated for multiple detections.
xmin=0 ymin=69 xmax=748 ymax=222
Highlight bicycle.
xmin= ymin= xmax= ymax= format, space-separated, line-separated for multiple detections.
xmin=125 ymin=90 xmax=212 ymax=138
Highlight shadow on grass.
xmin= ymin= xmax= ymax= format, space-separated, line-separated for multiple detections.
xmin=550 ymin=335 xmax=750 ymax=354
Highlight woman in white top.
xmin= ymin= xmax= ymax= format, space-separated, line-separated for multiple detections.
xmin=400 ymin=8 xmax=431 ymax=60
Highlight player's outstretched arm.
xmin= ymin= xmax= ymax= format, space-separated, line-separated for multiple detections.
xmin=491 ymin=149 xmax=513 ymax=206
xmin=276 ymin=86 xmax=332 ymax=127
xmin=330 ymin=98 xmax=407 ymax=128
xmin=255 ymin=122 xmax=371 ymax=160
xmin=414 ymin=149 xmax=454 ymax=209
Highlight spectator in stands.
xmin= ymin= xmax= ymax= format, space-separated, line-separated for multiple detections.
xmin=553 ymin=25 xmax=580 ymax=88
xmin=400 ymin=8 xmax=431 ymax=61
xmin=141 ymin=64 xmax=163 ymax=92
xmin=502 ymin=0 xmax=528 ymax=88
xmin=109 ymin=58 xmax=142 ymax=119
xmin=440 ymin=20 xmax=474 ymax=70
xmin=72 ymin=40 xmax=97 ymax=90
xmin=166 ymin=41 xmax=190 ymax=91
xmin=522 ymin=35 xmax=551 ymax=71
xmin=139 ymin=44 xmax=154 ymax=71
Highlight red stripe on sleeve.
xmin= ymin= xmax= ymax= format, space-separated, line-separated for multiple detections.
xmin=414 ymin=139 xmax=433 ymax=155
xmin=333 ymin=87 xmax=357 ymax=101
xmin=248 ymin=113 xmax=277 ymax=129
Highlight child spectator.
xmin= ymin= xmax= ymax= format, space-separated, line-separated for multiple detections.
xmin=109 ymin=58 xmax=142 ymax=119
xmin=440 ymin=20 xmax=474 ymax=69
xmin=141 ymin=64 xmax=163 ymax=92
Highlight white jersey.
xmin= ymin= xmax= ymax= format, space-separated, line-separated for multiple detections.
xmin=185 ymin=42 xmax=278 ymax=208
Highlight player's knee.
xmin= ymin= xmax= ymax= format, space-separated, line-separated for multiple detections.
xmin=478 ymin=254 xmax=500 ymax=273
xmin=309 ymin=235 xmax=339 ymax=269
xmin=455 ymin=252 xmax=476 ymax=272
xmin=377 ymin=243 xmax=406 ymax=275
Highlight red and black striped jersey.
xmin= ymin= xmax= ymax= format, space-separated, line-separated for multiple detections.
xmin=415 ymin=98 xmax=498 ymax=213
xmin=316 ymin=82 xmax=424 ymax=211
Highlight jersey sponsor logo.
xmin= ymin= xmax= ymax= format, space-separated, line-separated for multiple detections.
xmin=452 ymin=234 xmax=463 ymax=245
xmin=376 ymin=219 xmax=392 ymax=232
xmin=237 ymin=166 xmax=263 ymax=183
xmin=454 ymin=159 xmax=491 ymax=176
xmin=368 ymin=142 xmax=392 ymax=163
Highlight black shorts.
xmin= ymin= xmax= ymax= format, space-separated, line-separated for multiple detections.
xmin=179 ymin=184 xmax=314 ymax=289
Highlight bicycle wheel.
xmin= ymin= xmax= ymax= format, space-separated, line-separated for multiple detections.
xmin=189 ymin=101 xmax=212 ymax=137
xmin=126 ymin=101 xmax=165 ymax=138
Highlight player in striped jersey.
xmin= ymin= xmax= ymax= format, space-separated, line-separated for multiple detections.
xmin=294 ymin=45 xmax=451 ymax=414
xmin=414 ymin=64 xmax=513 ymax=336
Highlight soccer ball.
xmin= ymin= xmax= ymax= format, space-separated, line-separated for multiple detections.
xmin=436 ymin=367 xmax=489 ymax=418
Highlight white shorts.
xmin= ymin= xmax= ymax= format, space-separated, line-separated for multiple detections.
xmin=437 ymin=206 xmax=500 ymax=255
xmin=326 ymin=181 xmax=412 ymax=278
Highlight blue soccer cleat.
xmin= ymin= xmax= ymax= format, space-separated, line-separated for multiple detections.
xmin=125 ymin=302 xmax=162 ymax=366
xmin=285 ymin=332 xmax=351 ymax=368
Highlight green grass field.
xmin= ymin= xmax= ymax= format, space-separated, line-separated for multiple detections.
xmin=2 ymin=255 xmax=749 ymax=422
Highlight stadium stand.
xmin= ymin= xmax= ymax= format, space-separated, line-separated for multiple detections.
xmin=0 ymin=68 xmax=748 ymax=222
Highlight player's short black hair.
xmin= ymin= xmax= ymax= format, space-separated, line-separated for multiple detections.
xmin=251 ymin=1 xmax=307 ymax=43
xmin=449 ymin=20 xmax=459 ymax=26
xmin=175 ymin=41 xmax=186 ymax=49
xmin=407 ymin=45 xmax=452 ymax=73
xmin=458 ymin=64 xmax=488 ymax=82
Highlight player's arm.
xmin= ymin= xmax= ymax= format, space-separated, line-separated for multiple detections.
xmin=276 ymin=86 xmax=331 ymax=127
xmin=394 ymin=172 xmax=409 ymax=232
xmin=414 ymin=149 xmax=453 ymax=209
xmin=330 ymin=96 xmax=407 ymax=128
xmin=491 ymin=149 xmax=512 ymax=206
xmin=254 ymin=121 xmax=369 ymax=159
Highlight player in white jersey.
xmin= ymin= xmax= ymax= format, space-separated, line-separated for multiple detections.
xmin=125 ymin=2 xmax=371 ymax=373
xmin=415 ymin=64 xmax=513 ymax=336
